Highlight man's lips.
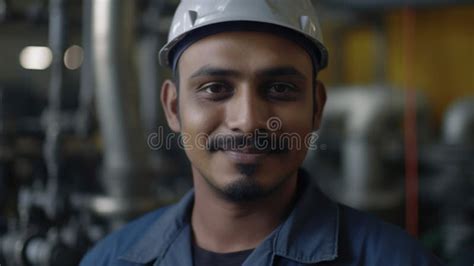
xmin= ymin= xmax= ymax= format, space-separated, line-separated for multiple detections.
xmin=219 ymin=147 xmax=269 ymax=164
xmin=220 ymin=146 xmax=268 ymax=154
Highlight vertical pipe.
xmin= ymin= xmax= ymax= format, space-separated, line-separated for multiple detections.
xmin=138 ymin=36 xmax=160 ymax=135
xmin=91 ymin=0 xmax=153 ymax=213
xmin=48 ymin=0 xmax=66 ymax=113
xmin=92 ymin=0 xmax=139 ymax=172
xmin=76 ymin=0 xmax=94 ymax=137
xmin=43 ymin=0 xmax=67 ymax=215
xmin=402 ymin=7 xmax=419 ymax=237
xmin=138 ymin=0 xmax=165 ymax=135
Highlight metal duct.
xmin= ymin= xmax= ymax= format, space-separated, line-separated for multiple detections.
xmin=90 ymin=0 xmax=155 ymax=222
xmin=305 ymin=86 xmax=432 ymax=210
xmin=442 ymin=97 xmax=474 ymax=145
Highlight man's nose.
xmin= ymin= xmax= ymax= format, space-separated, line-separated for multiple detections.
xmin=225 ymin=86 xmax=269 ymax=133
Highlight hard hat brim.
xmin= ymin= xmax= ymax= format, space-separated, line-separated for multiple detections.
xmin=159 ymin=19 xmax=328 ymax=70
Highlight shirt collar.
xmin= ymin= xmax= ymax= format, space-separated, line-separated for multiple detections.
xmin=119 ymin=169 xmax=339 ymax=265
xmin=272 ymin=169 xmax=339 ymax=263
xmin=118 ymin=190 xmax=195 ymax=264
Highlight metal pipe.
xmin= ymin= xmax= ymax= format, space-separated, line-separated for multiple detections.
xmin=138 ymin=0 xmax=165 ymax=135
xmin=91 ymin=0 xmax=155 ymax=221
xmin=48 ymin=0 xmax=66 ymax=113
xmin=313 ymin=86 xmax=432 ymax=210
xmin=42 ymin=0 xmax=68 ymax=220
xmin=443 ymin=97 xmax=474 ymax=145
xmin=75 ymin=0 xmax=94 ymax=137
xmin=338 ymin=89 xmax=403 ymax=209
xmin=138 ymin=37 xmax=160 ymax=135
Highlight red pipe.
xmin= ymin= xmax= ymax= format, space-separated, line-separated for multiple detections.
xmin=402 ymin=7 xmax=419 ymax=237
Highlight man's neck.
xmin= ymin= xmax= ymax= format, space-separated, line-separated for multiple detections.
xmin=190 ymin=169 xmax=299 ymax=253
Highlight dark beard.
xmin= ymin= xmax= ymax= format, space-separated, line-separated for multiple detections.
xmin=235 ymin=163 xmax=258 ymax=176
xmin=198 ymin=167 xmax=294 ymax=203
xmin=220 ymin=176 xmax=265 ymax=202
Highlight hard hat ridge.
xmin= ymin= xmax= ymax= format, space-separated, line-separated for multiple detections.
xmin=169 ymin=21 xmax=323 ymax=77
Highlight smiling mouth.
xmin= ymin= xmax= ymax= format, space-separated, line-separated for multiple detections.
xmin=224 ymin=146 xmax=268 ymax=154
xmin=221 ymin=148 xmax=269 ymax=164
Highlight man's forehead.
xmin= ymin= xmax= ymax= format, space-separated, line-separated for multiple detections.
xmin=178 ymin=31 xmax=313 ymax=78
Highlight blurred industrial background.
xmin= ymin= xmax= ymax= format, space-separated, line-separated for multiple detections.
xmin=0 ymin=0 xmax=472 ymax=265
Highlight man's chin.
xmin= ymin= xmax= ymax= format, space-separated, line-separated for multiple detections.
xmin=234 ymin=163 xmax=259 ymax=177
xmin=218 ymin=177 xmax=268 ymax=203
xmin=198 ymin=159 xmax=297 ymax=203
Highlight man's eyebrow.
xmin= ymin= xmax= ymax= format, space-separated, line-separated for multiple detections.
xmin=190 ymin=65 xmax=241 ymax=79
xmin=189 ymin=65 xmax=307 ymax=80
xmin=256 ymin=66 xmax=307 ymax=80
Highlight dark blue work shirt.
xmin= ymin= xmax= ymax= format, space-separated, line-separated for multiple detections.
xmin=80 ymin=171 xmax=443 ymax=266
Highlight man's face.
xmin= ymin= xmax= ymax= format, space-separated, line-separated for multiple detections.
xmin=162 ymin=31 xmax=325 ymax=202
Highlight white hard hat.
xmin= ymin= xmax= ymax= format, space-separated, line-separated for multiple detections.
xmin=159 ymin=0 xmax=328 ymax=70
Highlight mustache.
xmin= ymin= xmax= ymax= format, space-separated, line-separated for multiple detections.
xmin=206 ymin=132 xmax=289 ymax=153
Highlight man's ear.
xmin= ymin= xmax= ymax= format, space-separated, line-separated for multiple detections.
xmin=313 ymin=80 xmax=327 ymax=131
xmin=160 ymin=79 xmax=181 ymax=132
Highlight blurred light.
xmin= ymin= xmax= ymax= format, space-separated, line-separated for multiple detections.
xmin=19 ymin=46 xmax=53 ymax=70
xmin=64 ymin=45 xmax=84 ymax=70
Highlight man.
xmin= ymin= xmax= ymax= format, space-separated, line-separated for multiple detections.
xmin=81 ymin=0 xmax=443 ymax=265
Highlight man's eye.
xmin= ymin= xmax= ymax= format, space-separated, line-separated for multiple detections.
xmin=197 ymin=82 xmax=233 ymax=100
xmin=266 ymin=82 xmax=297 ymax=97
xmin=203 ymin=83 xmax=230 ymax=94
